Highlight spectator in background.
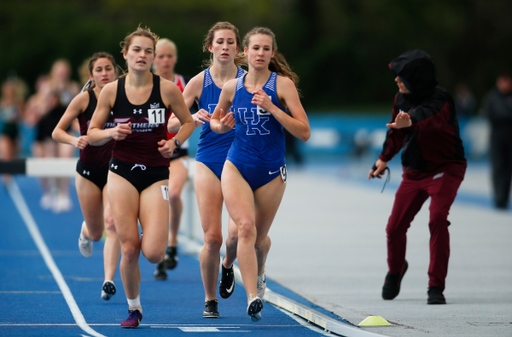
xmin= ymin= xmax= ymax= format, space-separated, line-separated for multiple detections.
xmin=481 ymin=71 xmax=512 ymax=210
xmin=31 ymin=59 xmax=80 ymax=213
xmin=24 ymin=75 xmax=51 ymax=160
xmin=48 ymin=59 xmax=80 ymax=212
xmin=24 ymin=76 xmax=51 ymax=128
xmin=454 ymin=83 xmax=476 ymax=118
xmin=0 ymin=77 xmax=27 ymax=183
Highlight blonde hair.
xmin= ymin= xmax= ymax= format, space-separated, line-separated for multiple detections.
xmin=243 ymin=27 xmax=300 ymax=91
xmin=156 ymin=38 xmax=178 ymax=62
xmin=50 ymin=59 xmax=71 ymax=77
xmin=1 ymin=77 xmax=28 ymax=104
xmin=78 ymin=58 xmax=91 ymax=86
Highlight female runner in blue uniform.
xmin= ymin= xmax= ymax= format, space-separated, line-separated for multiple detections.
xmin=168 ymin=21 xmax=245 ymax=318
xmin=88 ymin=26 xmax=195 ymax=328
xmin=52 ymin=52 xmax=120 ymax=301
xmin=210 ymin=27 xmax=310 ymax=322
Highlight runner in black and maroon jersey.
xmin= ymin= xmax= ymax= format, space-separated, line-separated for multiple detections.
xmin=88 ymin=25 xmax=194 ymax=329
xmin=52 ymin=52 xmax=120 ymax=302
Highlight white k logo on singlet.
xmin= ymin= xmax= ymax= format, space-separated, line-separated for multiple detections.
xmin=239 ymin=108 xmax=270 ymax=136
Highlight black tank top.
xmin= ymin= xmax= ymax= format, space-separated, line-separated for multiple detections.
xmin=78 ymin=90 xmax=113 ymax=168
xmin=111 ymin=74 xmax=170 ymax=167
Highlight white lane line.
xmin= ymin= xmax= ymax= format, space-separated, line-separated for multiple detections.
xmin=0 ymin=323 xmax=287 ymax=327
xmin=180 ymin=236 xmax=386 ymax=337
xmin=6 ymin=180 xmax=106 ymax=337
xmin=1 ymin=324 xmax=252 ymax=333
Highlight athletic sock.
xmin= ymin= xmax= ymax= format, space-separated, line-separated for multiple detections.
xmin=127 ymin=296 xmax=141 ymax=312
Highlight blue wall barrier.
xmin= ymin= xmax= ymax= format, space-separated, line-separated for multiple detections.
xmin=5 ymin=114 xmax=488 ymax=163
xmin=293 ymin=114 xmax=488 ymax=163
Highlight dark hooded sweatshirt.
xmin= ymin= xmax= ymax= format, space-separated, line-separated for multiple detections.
xmin=379 ymin=50 xmax=466 ymax=180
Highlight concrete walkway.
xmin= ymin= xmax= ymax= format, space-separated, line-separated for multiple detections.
xmin=183 ymin=159 xmax=511 ymax=336
xmin=262 ymin=161 xmax=512 ymax=337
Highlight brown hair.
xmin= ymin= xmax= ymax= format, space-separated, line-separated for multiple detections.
xmin=202 ymin=21 xmax=245 ymax=68
xmin=243 ymin=27 xmax=300 ymax=90
xmin=81 ymin=52 xmax=119 ymax=90
xmin=119 ymin=24 xmax=159 ymax=74
xmin=88 ymin=52 xmax=117 ymax=76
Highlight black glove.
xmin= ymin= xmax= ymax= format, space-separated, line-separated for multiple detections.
xmin=370 ymin=163 xmax=391 ymax=192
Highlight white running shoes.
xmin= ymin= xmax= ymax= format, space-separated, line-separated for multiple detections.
xmin=78 ymin=222 xmax=93 ymax=257
xmin=247 ymin=296 xmax=263 ymax=322
xmin=101 ymin=280 xmax=116 ymax=300
xmin=257 ymin=270 xmax=266 ymax=299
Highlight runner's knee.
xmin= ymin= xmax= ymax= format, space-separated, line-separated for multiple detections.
xmin=122 ymin=242 xmax=140 ymax=263
xmin=238 ymin=221 xmax=256 ymax=243
xmin=104 ymin=214 xmax=116 ymax=233
xmin=144 ymin=249 xmax=165 ymax=264
xmin=204 ymin=231 xmax=223 ymax=252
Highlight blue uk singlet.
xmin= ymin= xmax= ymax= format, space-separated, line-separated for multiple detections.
xmin=227 ymin=72 xmax=286 ymax=167
xmin=195 ymin=67 xmax=245 ymax=165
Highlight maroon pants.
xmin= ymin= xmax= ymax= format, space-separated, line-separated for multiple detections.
xmin=386 ymin=166 xmax=465 ymax=290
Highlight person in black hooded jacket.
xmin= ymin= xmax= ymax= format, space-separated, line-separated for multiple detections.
xmin=369 ymin=49 xmax=467 ymax=305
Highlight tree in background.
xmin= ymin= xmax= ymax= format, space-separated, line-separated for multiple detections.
xmin=1 ymin=0 xmax=511 ymax=111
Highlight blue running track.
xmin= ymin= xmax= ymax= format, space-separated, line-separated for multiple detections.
xmin=0 ymin=176 xmax=358 ymax=337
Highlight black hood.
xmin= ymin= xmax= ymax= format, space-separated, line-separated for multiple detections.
xmin=389 ymin=49 xmax=438 ymax=97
